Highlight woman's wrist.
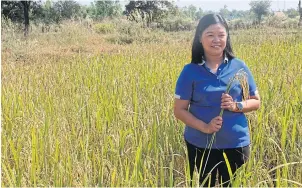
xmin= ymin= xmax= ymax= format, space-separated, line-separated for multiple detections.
xmin=232 ymin=99 xmax=260 ymax=113
xmin=196 ymin=119 xmax=209 ymax=133
xmin=230 ymin=101 xmax=243 ymax=112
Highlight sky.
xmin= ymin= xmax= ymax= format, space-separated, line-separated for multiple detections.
xmin=78 ymin=0 xmax=299 ymax=11
xmin=175 ymin=0 xmax=298 ymax=11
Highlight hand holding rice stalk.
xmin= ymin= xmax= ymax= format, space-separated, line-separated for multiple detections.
xmin=202 ymin=68 xmax=250 ymax=176
xmin=219 ymin=68 xmax=250 ymax=116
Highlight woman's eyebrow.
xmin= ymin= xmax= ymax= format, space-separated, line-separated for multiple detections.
xmin=205 ymin=31 xmax=226 ymax=34
xmin=205 ymin=31 xmax=214 ymax=34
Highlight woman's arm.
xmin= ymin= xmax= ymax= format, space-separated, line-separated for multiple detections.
xmin=237 ymin=94 xmax=261 ymax=113
xmin=221 ymin=93 xmax=261 ymax=113
xmin=174 ymin=99 xmax=223 ymax=134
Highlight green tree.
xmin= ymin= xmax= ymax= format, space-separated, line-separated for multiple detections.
xmin=40 ymin=0 xmax=61 ymax=25
xmin=285 ymin=8 xmax=299 ymax=18
xmin=219 ymin=5 xmax=231 ymax=20
xmin=183 ymin=5 xmax=197 ymax=20
xmin=124 ymin=1 xmax=174 ymax=27
xmin=52 ymin=0 xmax=81 ymax=20
xmin=1 ymin=1 xmax=43 ymax=36
xmin=167 ymin=4 xmax=181 ymax=17
xmin=249 ymin=0 xmax=271 ymax=24
xmin=1 ymin=1 xmax=23 ymax=22
xmin=91 ymin=1 xmax=122 ymax=20
xmin=195 ymin=7 xmax=204 ymax=20
xmin=229 ymin=10 xmax=251 ymax=20
xmin=230 ymin=10 xmax=241 ymax=19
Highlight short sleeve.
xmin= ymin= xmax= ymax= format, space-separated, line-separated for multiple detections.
xmin=243 ymin=64 xmax=258 ymax=96
xmin=175 ymin=65 xmax=193 ymax=100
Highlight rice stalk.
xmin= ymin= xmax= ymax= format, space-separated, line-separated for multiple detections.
xmin=203 ymin=68 xmax=250 ymax=176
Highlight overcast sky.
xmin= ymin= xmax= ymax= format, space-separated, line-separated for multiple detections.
xmin=78 ymin=0 xmax=299 ymax=11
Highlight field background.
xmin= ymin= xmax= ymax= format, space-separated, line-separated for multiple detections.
xmin=2 ymin=18 xmax=302 ymax=187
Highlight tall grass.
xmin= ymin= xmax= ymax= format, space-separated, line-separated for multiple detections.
xmin=1 ymin=21 xmax=302 ymax=186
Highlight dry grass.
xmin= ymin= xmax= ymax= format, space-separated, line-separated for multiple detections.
xmin=2 ymin=20 xmax=302 ymax=187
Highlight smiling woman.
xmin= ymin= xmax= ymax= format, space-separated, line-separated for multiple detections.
xmin=201 ymin=24 xmax=227 ymax=58
xmin=173 ymin=14 xmax=261 ymax=187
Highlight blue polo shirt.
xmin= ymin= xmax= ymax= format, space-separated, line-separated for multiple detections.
xmin=175 ymin=58 xmax=258 ymax=149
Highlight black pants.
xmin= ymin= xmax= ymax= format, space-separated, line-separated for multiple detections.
xmin=185 ymin=140 xmax=250 ymax=187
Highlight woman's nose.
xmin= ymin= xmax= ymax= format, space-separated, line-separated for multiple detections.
xmin=213 ymin=36 xmax=220 ymax=42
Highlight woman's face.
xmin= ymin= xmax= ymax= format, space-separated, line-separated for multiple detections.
xmin=200 ymin=24 xmax=227 ymax=57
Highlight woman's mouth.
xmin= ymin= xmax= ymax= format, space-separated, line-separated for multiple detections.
xmin=212 ymin=45 xmax=221 ymax=48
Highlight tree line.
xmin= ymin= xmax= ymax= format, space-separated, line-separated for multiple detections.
xmin=1 ymin=0 xmax=302 ymax=36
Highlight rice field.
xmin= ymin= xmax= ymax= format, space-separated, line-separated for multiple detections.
xmin=1 ymin=22 xmax=302 ymax=187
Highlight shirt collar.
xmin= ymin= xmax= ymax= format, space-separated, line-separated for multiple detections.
xmin=198 ymin=56 xmax=229 ymax=66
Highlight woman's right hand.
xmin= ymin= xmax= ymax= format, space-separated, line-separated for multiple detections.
xmin=206 ymin=116 xmax=223 ymax=134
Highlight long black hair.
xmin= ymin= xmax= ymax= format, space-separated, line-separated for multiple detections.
xmin=191 ymin=14 xmax=235 ymax=64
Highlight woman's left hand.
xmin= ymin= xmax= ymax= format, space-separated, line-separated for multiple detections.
xmin=221 ymin=93 xmax=236 ymax=111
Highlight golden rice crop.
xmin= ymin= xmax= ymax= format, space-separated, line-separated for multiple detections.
xmin=1 ymin=24 xmax=302 ymax=187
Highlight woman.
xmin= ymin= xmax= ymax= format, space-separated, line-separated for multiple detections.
xmin=174 ymin=14 xmax=260 ymax=187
